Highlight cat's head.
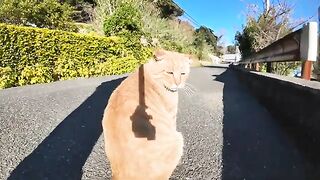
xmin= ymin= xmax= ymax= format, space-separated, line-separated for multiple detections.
xmin=153 ymin=49 xmax=191 ymax=93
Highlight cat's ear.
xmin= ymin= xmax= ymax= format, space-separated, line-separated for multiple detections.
xmin=154 ymin=49 xmax=166 ymax=61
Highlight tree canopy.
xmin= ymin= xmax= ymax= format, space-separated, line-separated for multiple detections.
xmin=235 ymin=0 xmax=300 ymax=75
xmin=0 ymin=0 xmax=77 ymax=31
xmin=150 ymin=0 xmax=184 ymax=18
xmin=226 ymin=45 xmax=236 ymax=54
xmin=235 ymin=1 xmax=292 ymax=58
xmin=195 ymin=26 xmax=218 ymax=50
xmin=193 ymin=26 xmax=220 ymax=59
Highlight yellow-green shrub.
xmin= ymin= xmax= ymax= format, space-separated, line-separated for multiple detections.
xmin=18 ymin=64 xmax=54 ymax=86
xmin=0 ymin=67 xmax=17 ymax=89
xmin=0 ymin=23 xmax=152 ymax=89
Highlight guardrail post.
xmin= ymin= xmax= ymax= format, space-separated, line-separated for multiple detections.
xmin=300 ymin=22 xmax=318 ymax=80
xmin=266 ymin=62 xmax=272 ymax=73
xmin=302 ymin=61 xmax=312 ymax=80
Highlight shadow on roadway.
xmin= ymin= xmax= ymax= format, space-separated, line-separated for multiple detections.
xmin=8 ymin=77 xmax=125 ymax=180
xmin=215 ymin=69 xmax=306 ymax=180
xmin=203 ymin=65 xmax=229 ymax=69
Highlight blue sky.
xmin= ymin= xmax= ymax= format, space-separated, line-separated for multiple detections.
xmin=174 ymin=0 xmax=320 ymax=45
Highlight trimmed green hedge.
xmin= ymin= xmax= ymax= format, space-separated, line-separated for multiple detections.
xmin=0 ymin=23 xmax=152 ymax=89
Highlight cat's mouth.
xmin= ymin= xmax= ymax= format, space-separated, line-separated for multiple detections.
xmin=164 ymin=85 xmax=178 ymax=92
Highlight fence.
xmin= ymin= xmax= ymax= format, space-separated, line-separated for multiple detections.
xmin=238 ymin=22 xmax=318 ymax=80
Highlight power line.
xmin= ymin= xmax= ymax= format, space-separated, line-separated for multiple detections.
xmin=172 ymin=0 xmax=202 ymax=27
xmin=183 ymin=11 xmax=201 ymax=27
xmin=180 ymin=14 xmax=200 ymax=27
xmin=173 ymin=1 xmax=201 ymax=26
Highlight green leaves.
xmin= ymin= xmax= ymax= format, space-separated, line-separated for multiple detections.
xmin=150 ymin=0 xmax=184 ymax=18
xmin=0 ymin=0 xmax=77 ymax=32
xmin=18 ymin=64 xmax=53 ymax=86
xmin=193 ymin=26 xmax=219 ymax=59
xmin=103 ymin=2 xmax=143 ymax=37
xmin=0 ymin=23 xmax=152 ymax=89
xmin=0 ymin=67 xmax=17 ymax=89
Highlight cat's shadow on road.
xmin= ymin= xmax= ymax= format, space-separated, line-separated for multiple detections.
xmin=8 ymin=77 xmax=125 ymax=180
xmin=130 ymin=65 xmax=156 ymax=141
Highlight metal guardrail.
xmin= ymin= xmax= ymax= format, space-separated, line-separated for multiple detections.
xmin=239 ymin=22 xmax=318 ymax=80
xmin=239 ymin=29 xmax=302 ymax=64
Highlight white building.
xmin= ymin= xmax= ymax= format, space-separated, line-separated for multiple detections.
xmin=209 ymin=54 xmax=222 ymax=64
xmin=221 ymin=46 xmax=241 ymax=64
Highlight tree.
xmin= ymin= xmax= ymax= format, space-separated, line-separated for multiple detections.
xmin=103 ymin=2 xmax=142 ymax=37
xmin=226 ymin=45 xmax=236 ymax=54
xmin=193 ymin=26 xmax=220 ymax=59
xmin=193 ymin=30 xmax=206 ymax=59
xmin=62 ymin=0 xmax=95 ymax=6
xmin=235 ymin=27 xmax=255 ymax=58
xmin=236 ymin=2 xmax=292 ymax=56
xmin=235 ymin=0 xmax=301 ymax=75
xmin=150 ymin=0 xmax=184 ymax=18
xmin=195 ymin=26 xmax=218 ymax=50
xmin=63 ymin=0 xmax=95 ymax=22
xmin=0 ymin=0 xmax=76 ymax=31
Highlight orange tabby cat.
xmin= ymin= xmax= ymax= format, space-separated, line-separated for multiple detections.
xmin=102 ymin=49 xmax=191 ymax=180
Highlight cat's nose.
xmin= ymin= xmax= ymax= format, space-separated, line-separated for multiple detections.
xmin=174 ymin=74 xmax=181 ymax=85
xmin=174 ymin=80 xmax=181 ymax=86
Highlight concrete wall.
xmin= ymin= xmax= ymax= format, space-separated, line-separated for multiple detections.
xmin=232 ymin=66 xmax=320 ymax=141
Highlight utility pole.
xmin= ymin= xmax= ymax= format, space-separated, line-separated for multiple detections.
xmin=265 ymin=0 xmax=271 ymax=72
xmin=264 ymin=0 xmax=270 ymax=12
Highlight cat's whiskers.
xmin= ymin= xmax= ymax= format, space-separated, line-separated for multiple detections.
xmin=185 ymin=83 xmax=196 ymax=93
xmin=181 ymin=83 xmax=197 ymax=96
xmin=185 ymin=83 xmax=196 ymax=91
xmin=182 ymin=89 xmax=191 ymax=96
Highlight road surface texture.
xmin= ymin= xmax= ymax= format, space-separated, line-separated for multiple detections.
xmin=0 ymin=67 xmax=311 ymax=179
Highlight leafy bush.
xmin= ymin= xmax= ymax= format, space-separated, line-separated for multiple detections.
xmin=0 ymin=23 xmax=152 ymax=89
xmin=0 ymin=0 xmax=77 ymax=31
xmin=136 ymin=2 xmax=196 ymax=54
xmin=91 ymin=0 xmax=222 ymax=58
xmin=19 ymin=64 xmax=54 ymax=86
xmin=0 ymin=67 xmax=17 ymax=89
xmin=103 ymin=3 xmax=142 ymax=37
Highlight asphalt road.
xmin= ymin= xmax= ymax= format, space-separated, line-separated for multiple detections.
xmin=0 ymin=67 xmax=309 ymax=179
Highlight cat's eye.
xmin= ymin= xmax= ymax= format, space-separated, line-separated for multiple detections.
xmin=166 ymin=71 xmax=174 ymax=74
xmin=181 ymin=72 xmax=186 ymax=75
